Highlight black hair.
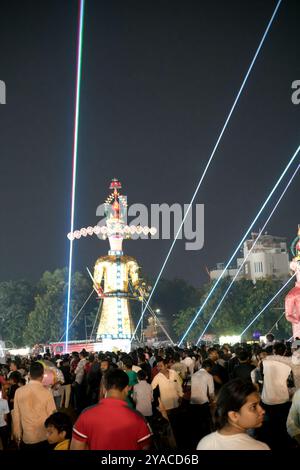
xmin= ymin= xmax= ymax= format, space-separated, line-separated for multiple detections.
xmin=274 ymin=342 xmax=286 ymax=356
xmin=264 ymin=346 xmax=273 ymax=355
xmin=30 ymin=362 xmax=44 ymax=379
xmin=156 ymin=356 xmax=169 ymax=366
xmin=237 ymin=350 xmax=250 ymax=362
xmin=122 ymin=356 xmax=133 ymax=369
xmin=138 ymin=353 xmax=146 ymax=363
xmin=215 ymin=378 xmax=257 ymax=429
xmin=173 ymin=352 xmax=181 ymax=362
xmin=100 ymin=357 xmax=110 ymax=364
xmin=201 ymin=359 xmax=214 ymax=370
xmin=104 ymin=369 xmax=129 ymax=391
xmin=207 ymin=347 xmax=218 ymax=355
xmin=9 ymin=371 xmax=22 ymax=383
xmin=44 ymin=412 xmax=72 ymax=439
xmin=137 ymin=369 xmax=147 ymax=381
xmin=10 ymin=359 xmax=20 ymax=368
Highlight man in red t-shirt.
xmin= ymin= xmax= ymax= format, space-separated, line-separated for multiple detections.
xmin=71 ymin=369 xmax=151 ymax=450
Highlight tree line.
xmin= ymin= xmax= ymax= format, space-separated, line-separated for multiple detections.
xmin=0 ymin=269 xmax=292 ymax=347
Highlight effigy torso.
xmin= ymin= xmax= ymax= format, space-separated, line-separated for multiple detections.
xmin=94 ymin=255 xmax=139 ymax=340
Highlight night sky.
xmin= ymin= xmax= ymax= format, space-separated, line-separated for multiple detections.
xmin=0 ymin=0 xmax=299 ymax=288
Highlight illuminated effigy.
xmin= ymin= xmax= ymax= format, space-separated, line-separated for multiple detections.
xmin=285 ymin=226 xmax=300 ymax=340
xmin=68 ymin=179 xmax=156 ymax=352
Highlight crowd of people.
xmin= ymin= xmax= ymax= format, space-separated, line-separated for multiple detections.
xmin=0 ymin=333 xmax=300 ymax=451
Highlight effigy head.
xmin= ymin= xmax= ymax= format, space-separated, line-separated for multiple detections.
xmin=291 ymin=225 xmax=300 ymax=261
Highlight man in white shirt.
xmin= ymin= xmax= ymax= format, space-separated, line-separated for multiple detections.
xmin=181 ymin=351 xmax=195 ymax=377
xmin=151 ymin=358 xmax=183 ymax=411
xmin=189 ymin=359 xmax=215 ymax=448
xmin=259 ymin=342 xmax=293 ymax=449
xmin=151 ymin=357 xmax=183 ymax=446
xmin=264 ymin=340 xmax=300 ymax=390
xmin=190 ymin=359 xmax=215 ymax=405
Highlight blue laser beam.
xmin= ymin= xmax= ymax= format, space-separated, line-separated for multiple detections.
xmin=65 ymin=0 xmax=85 ymax=353
xmin=179 ymin=143 xmax=300 ymax=346
xmin=240 ymin=274 xmax=296 ymax=337
xmin=131 ymin=0 xmax=283 ymax=343
xmin=196 ymin=162 xmax=300 ymax=344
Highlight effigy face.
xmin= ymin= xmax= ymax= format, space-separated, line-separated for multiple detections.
xmin=290 ymin=260 xmax=300 ymax=283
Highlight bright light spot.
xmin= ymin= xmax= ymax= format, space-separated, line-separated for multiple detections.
xmin=219 ymin=335 xmax=241 ymax=345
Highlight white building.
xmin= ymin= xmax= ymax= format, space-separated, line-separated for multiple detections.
xmin=210 ymin=232 xmax=290 ymax=283
xmin=209 ymin=260 xmax=244 ymax=281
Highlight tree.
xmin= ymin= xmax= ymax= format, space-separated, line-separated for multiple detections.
xmin=23 ymin=269 xmax=66 ymax=345
xmin=173 ymin=277 xmax=293 ymax=343
xmin=23 ymin=269 xmax=99 ymax=345
xmin=149 ymin=277 xmax=201 ymax=335
xmin=0 ymin=280 xmax=35 ymax=347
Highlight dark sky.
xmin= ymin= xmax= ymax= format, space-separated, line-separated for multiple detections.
xmin=0 ymin=0 xmax=299 ymax=288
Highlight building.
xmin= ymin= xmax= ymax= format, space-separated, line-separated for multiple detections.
xmin=210 ymin=232 xmax=290 ymax=283
xmin=209 ymin=259 xmax=245 ymax=282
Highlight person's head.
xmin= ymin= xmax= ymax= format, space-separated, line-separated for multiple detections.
xmin=138 ymin=353 xmax=146 ymax=364
xmin=29 ymin=362 xmax=44 ymax=381
xmin=10 ymin=360 xmax=18 ymax=372
xmin=122 ymin=356 xmax=133 ymax=371
xmin=201 ymin=359 xmax=214 ymax=373
xmin=237 ymin=350 xmax=250 ymax=363
xmin=44 ymin=412 xmax=72 ymax=445
xmin=100 ymin=359 xmax=110 ymax=373
xmin=273 ymin=342 xmax=286 ymax=356
xmin=264 ymin=346 xmax=273 ymax=355
xmin=156 ymin=357 xmax=169 ymax=373
xmin=88 ymin=353 xmax=95 ymax=363
xmin=79 ymin=350 xmax=87 ymax=360
xmin=266 ymin=333 xmax=274 ymax=343
xmin=207 ymin=347 xmax=219 ymax=362
xmin=137 ymin=369 xmax=147 ymax=382
xmin=9 ymin=371 xmax=21 ymax=385
xmin=104 ymin=369 xmax=129 ymax=400
xmin=173 ymin=352 xmax=181 ymax=363
xmin=215 ymin=379 xmax=265 ymax=432
xmin=258 ymin=351 xmax=267 ymax=361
